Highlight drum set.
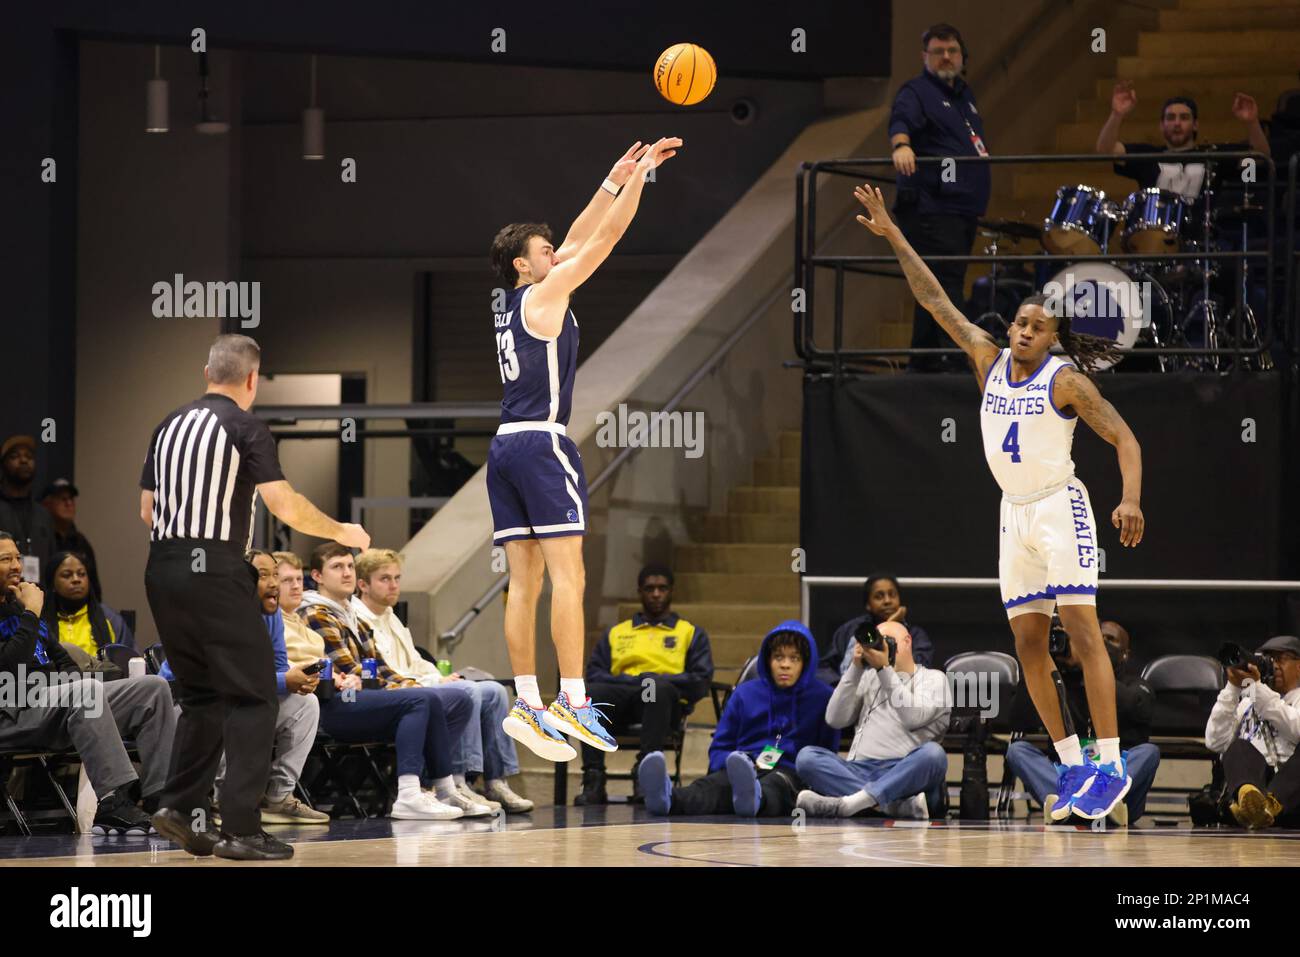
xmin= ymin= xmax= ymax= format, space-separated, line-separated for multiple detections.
xmin=974 ymin=165 xmax=1271 ymax=371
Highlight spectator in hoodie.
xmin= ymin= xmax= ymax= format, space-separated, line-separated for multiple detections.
xmin=0 ymin=435 xmax=56 ymax=582
xmin=162 ymin=550 xmax=328 ymax=825
xmin=0 ymin=531 xmax=175 ymax=834
xmin=298 ymin=542 xmax=488 ymax=820
xmin=639 ymin=621 xmax=836 ymax=817
xmin=818 ymin=574 xmax=933 ymax=686
xmin=577 ymin=563 xmax=714 ymax=805
xmin=797 ymin=620 xmax=950 ymax=819
xmin=1205 ymin=635 xmax=1300 ymax=830
xmin=352 ymin=548 xmax=532 ymax=814
xmin=40 ymin=552 xmax=134 ymax=656
xmin=40 ymin=480 xmax=103 ymax=603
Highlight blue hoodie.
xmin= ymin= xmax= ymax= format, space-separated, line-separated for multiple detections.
xmin=708 ymin=620 xmax=839 ymax=773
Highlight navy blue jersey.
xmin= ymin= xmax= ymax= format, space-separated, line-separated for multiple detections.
xmin=493 ymin=283 xmax=579 ymax=426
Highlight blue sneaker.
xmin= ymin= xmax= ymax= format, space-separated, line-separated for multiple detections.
xmin=725 ymin=751 xmax=762 ymax=817
xmin=639 ymin=751 xmax=672 ymax=816
xmin=544 ymin=692 xmax=618 ymax=752
xmin=1071 ymin=754 xmax=1131 ymax=821
xmin=1048 ymin=761 xmax=1098 ymax=821
xmin=501 ymin=698 xmax=576 ymax=763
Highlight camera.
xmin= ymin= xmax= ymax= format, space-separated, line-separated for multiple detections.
xmin=1217 ymin=642 xmax=1275 ymax=685
xmin=1048 ymin=615 xmax=1070 ymax=661
xmin=854 ymin=619 xmax=897 ymax=667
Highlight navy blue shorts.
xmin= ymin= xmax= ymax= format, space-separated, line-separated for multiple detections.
xmin=487 ymin=429 xmax=589 ymax=543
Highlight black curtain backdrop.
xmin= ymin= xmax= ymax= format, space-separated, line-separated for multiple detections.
xmin=801 ymin=370 xmax=1300 ymax=670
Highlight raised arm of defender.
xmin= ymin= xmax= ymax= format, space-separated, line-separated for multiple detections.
xmin=528 ymin=136 xmax=682 ymax=336
xmin=853 ymin=184 xmax=1000 ymax=384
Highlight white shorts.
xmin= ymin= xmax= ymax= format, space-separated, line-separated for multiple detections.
xmin=999 ymin=478 xmax=1099 ymax=620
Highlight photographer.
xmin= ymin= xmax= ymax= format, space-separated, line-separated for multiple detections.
xmin=1005 ymin=617 xmax=1159 ymax=825
xmin=1205 ymin=635 xmax=1300 ymax=830
xmin=818 ymin=574 xmax=934 ymax=686
xmin=795 ymin=620 xmax=950 ymax=819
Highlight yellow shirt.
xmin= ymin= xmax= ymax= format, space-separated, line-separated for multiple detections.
xmin=56 ymin=605 xmax=116 ymax=658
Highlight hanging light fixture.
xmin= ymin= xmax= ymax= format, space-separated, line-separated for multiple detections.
xmin=195 ymin=51 xmax=229 ymax=135
xmin=146 ymin=45 xmax=168 ymax=133
xmin=302 ymin=54 xmax=324 ymax=159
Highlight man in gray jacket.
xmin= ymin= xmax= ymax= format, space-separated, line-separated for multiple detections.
xmin=796 ymin=620 xmax=950 ymax=819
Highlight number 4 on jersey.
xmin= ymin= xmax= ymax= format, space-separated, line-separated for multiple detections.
xmin=1002 ymin=421 xmax=1022 ymax=463
xmin=495 ymin=330 xmax=519 ymax=382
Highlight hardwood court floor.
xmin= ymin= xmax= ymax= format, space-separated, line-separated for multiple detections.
xmin=1 ymin=806 xmax=1297 ymax=867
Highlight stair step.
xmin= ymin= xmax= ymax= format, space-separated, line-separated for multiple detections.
xmin=1076 ymin=81 xmax=1297 ymax=122
xmin=1161 ymin=7 xmax=1300 ymax=31
xmin=753 ymin=456 xmax=801 ymax=486
xmin=1178 ymin=0 xmax=1297 ymax=9
xmin=1055 ymin=120 xmax=1243 ymax=153
xmin=708 ymin=632 xmax=768 ymax=665
xmin=674 ymin=542 xmax=800 ymax=574
xmin=1093 ymin=73 xmax=1296 ymax=103
xmin=727 ymin=485 xmax=799 ymax=514
xmin=1118 ymin=55 xmax=1292 ymax=79
xmin=1138 ymin=29 xmax=1300 ymax=59
xmin=777 ymin=431 xmax=801 ymax=459
xmin=688 ymin=511 xmax=800 ymax=544
xmin=615 ymin=601 xmax=798 ymax=634
xmin=672 ymin=571 xmax=800 ymax=603
xmin=1010 ymin=170 xmax=1144 ymax=205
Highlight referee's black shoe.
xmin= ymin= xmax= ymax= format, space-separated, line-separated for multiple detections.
xmin=151 ymin=807 xmax=220 ymax=856
xmin=214 ymin=830 xmax=295 ymax=861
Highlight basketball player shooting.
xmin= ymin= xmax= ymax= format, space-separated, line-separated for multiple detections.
xmin=854 ymin=184 xmax=1145 ymax=822
xmin=487 ymin=136 xmax=683 ymax=763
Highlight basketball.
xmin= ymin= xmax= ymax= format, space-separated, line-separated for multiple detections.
xmin=652 ymin=42 xmax=716 ymax=106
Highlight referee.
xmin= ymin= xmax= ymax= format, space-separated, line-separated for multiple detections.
xmin=140 ymin=334 xmax=369 ymax=860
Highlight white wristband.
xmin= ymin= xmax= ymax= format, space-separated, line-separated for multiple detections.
xmin=600 ymin=177 xmax=620 ymax=196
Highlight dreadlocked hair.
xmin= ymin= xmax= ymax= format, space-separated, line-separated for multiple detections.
xmin=1020 ymin=293 xmax=1122 ymax=377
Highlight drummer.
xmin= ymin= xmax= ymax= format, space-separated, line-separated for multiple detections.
xmin=1095 ymin=82 xmax=1271 ymax=203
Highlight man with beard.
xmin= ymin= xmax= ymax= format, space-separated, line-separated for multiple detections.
xmin=0 ymin=436 xmax=56 ymax=583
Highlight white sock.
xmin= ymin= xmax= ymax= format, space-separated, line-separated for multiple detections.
xmin=560 ymin=677 xmax=587 ymax=705
xmin=514 ymin=674 xmax=543 ymax=710
xmin=839 ymin=788 xmax=878 ymax=816
xmin=1098 ymin=737 xmax=1122 ymax=767
xmin=1054 ymin=734 xmax=1084 ymax=767
xmin=397 ymin=774 xmax=421 ymax=797
xmin=432 ymin=775 xmax=457 ymax=800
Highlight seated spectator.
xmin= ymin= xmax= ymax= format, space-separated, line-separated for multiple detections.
xmin=295 ymin=542 xmax=489 ymax=819
xmin=639 ymin=621 xmax=835 ymax=817
xmin=161 ymin=550 xmax=328 ymax=825
xmin=352 ymin=547 xmax=532 ymax=813
xmin=0 ymin=435 xmax=56 ymax=582
xmin=578 ymin=563 xmax=713 ymax=805
xmin=797 ymin=620 xmax=949 ymax=819
xmin=40 ymin=551 xmax=133 ymax=656
xmin=1004 ymin=616 xmax=1160 ymax=826
xmin=1205 ymin=635 xmax=1300 ymax=830
xmin=41 ymin=479 xmax=102 ymax=603
xmin=0 ymin=531 xmax=175 ymax=833
xmin=818 ymin=573 xmax=933 ymax=686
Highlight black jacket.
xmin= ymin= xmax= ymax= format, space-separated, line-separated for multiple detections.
xmin=1008 ymin=665 xmax=1154 ymax=750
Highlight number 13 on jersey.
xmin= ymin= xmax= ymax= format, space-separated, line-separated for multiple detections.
xmin=495 ymin=330 xmax=520 ymax=382
xmin=1002 ymin=421 xmax=1022 ymax=463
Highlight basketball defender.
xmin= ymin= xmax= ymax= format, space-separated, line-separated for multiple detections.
xmin=854 ymin=184 xmax=1145 ymax=822
xmin=488 ymin=137 xmax=682 ymax=763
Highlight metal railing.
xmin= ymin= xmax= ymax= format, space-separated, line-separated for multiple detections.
xmin=800 ymin=575 xmax=1300 ymax=625
xmin=794 ymin=151 xmax=1287 ymax=372
xmin=437 ymin=280 xmax=792 ymax=651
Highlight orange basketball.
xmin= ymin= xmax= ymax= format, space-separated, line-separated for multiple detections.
xmin=652 ymin=43 xmax=717 ymax=106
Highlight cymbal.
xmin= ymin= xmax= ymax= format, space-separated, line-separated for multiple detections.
xmin=978 ymin=218 xmax=1041 ymax=240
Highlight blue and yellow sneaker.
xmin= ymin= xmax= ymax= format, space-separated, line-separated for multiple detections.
xmin=502 ymin=698 xmax=576 ymax=763
xmin=1047 ymin=761 xmax=1099 ymax=821
xmin=543 ymin=692 xmax=618 ymax=753
xmin=1071 ymin=753 xmax=1131 ymax=821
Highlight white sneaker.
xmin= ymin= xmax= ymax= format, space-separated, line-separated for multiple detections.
xmin=459 ymin=783 xmax=501 ymax=811
xmin=432 ymin=788 xmax=494 ymax=818
xmin=880 ymin=793 xmax=929 ymax=820
xmin=391 ymin=791 xmax=464 ymax=821
xmin=483 ymin=778 xmax=534 ymax=813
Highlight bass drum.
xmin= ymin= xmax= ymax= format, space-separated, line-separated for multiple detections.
xmin=1039 ymin=263 xmax=1151 ymax=370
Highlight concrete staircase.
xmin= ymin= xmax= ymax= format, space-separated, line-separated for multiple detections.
xmin=514 ymin=430 xmax=802 ymax=803
xmin=880 ymin=0 xmax=1299 ymax=348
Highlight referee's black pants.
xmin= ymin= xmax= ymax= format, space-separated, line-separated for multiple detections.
xmin=145 ymin=541 xmax=277 ymax=836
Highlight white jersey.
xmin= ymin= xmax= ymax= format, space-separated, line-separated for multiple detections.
xmin=979 ymin=349 xmax=1078 ymax=499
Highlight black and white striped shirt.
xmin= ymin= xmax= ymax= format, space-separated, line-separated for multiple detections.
xmin=139 ymin=394 xmax=284 ymax=548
